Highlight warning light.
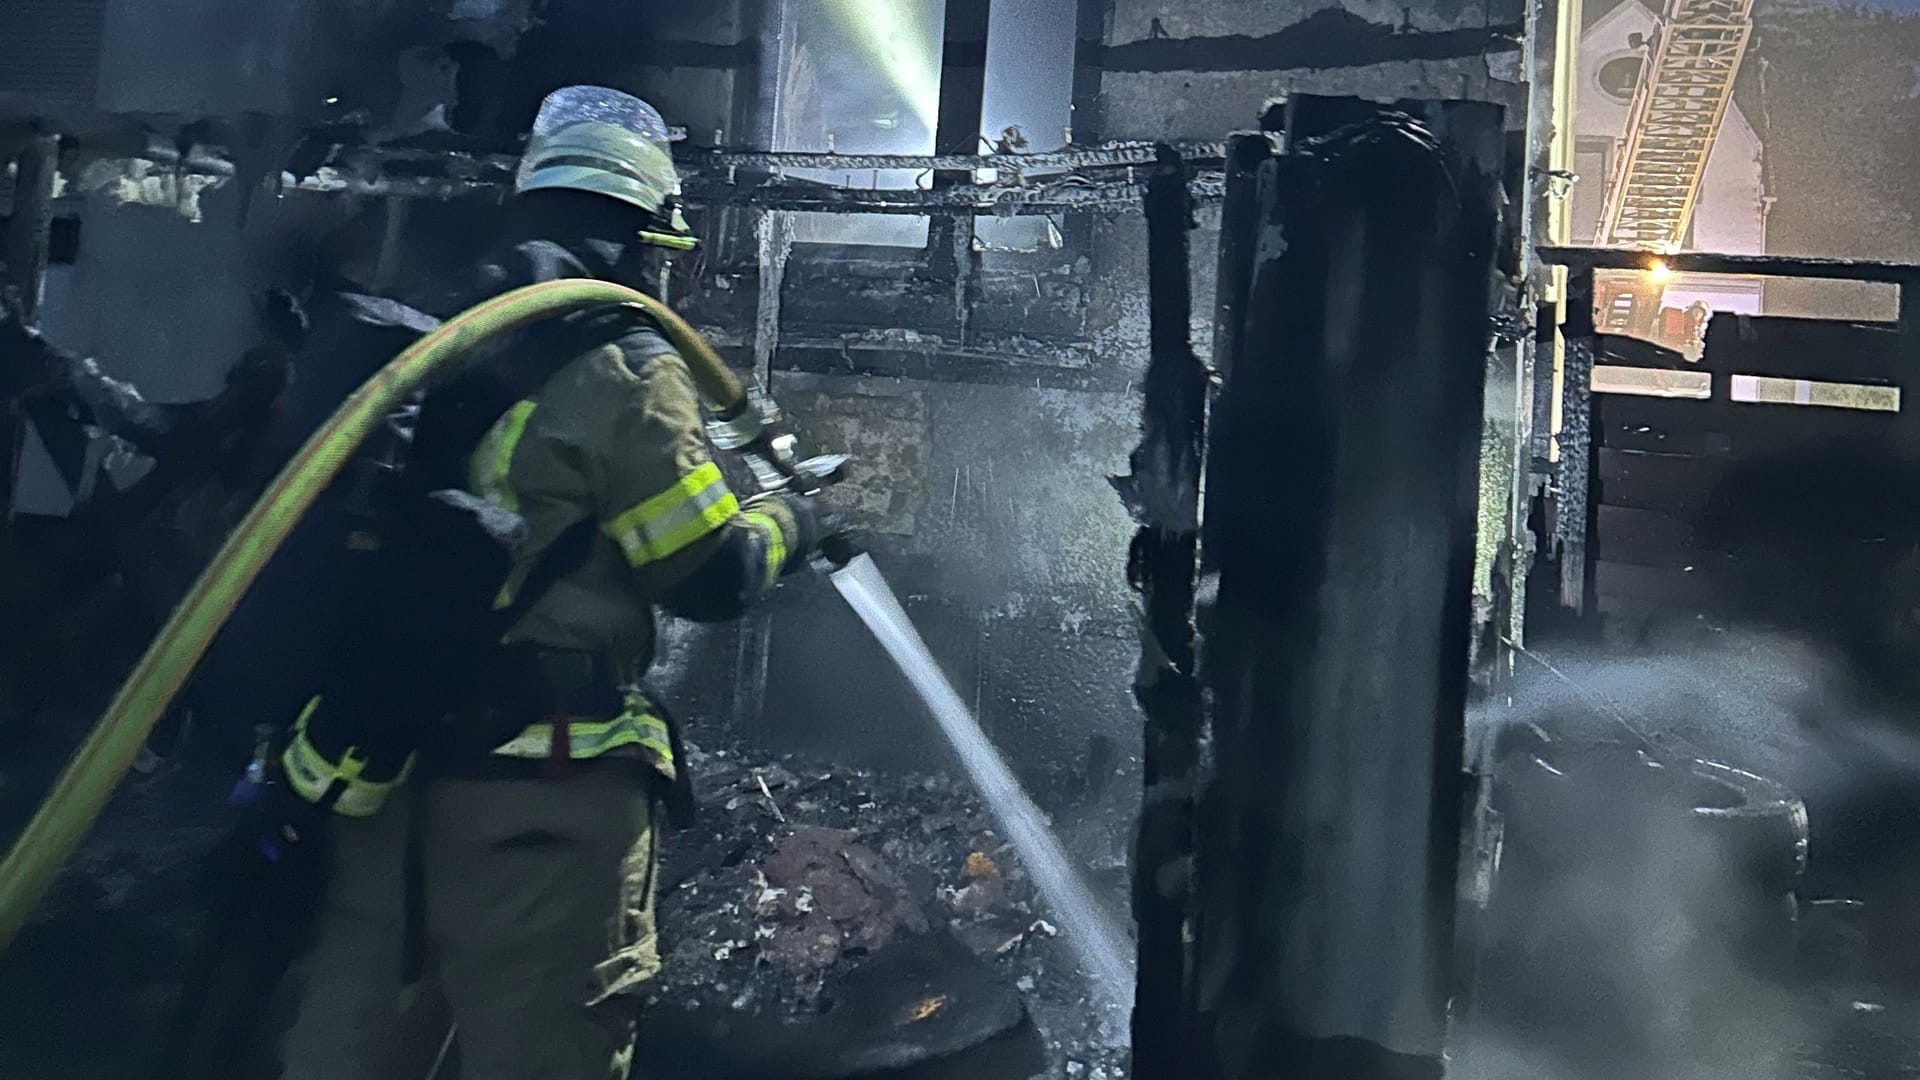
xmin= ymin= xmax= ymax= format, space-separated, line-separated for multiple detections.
xmin=1648 ymin=259 xmax=1673 ymax=282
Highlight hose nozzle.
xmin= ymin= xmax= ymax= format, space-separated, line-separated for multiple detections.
xmin=705 ymin=384 xmax=856 ymax=567
xmin=812 ymin=529 xmax=862 ymax=572
xmin=787 ymin=452 xmax=850 ymax=495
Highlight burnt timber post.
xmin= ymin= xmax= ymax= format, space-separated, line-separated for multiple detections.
xmin=1187 ymin=97 xmax=1502 ymax=1080
xmin=927 ymin=0 xmax=991 ymax=337
xmin=746 ymin=0 xmax=792 ymax=390
xmin=1063 ymin=0 xmax=1110 ymax=254
xmin=1116 ymin=145 xmax=1207 ymax=1075
xmin=1209 ymin=133 xmax=1271 ymax=390
xmin=1555 ymin=265 xmax=1598 ymax=616
xmin=3 ymin=136 xmax=58 ymax=323
xmin=2 ymin=134 xmax=60 ymax=520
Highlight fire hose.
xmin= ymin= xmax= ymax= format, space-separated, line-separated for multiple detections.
xmin=0 ymin=278 xmax=760 ymax=951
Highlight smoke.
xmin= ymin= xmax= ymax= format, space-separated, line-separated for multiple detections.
xmin=1455 ymin=629 xmax=1920 ymax=1080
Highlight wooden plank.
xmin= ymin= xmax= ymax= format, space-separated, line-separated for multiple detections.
xmin=2 ymin=136 xmax=59 ymax=522
xmin=1716 ymin=399 xmax=1907 ymax=452
xmin=1700 ymin=313 xmax=1907 ymax=384
xmin=1597 ymin=414 xmax=1734 ymax=456
xmin=1596 ymin=447 xmax=1724 ymax=516
xmin=1593 ymin=503 xmax=1721 ymax=568
xmin=1594 ymin=558 xmax=1724 ymax=612
xmin=3 ymin=136 xmax=59 ymax=321
xmin=1131 ymin=145 xmax=1208 ymax=1079
xmin=1598 ymin=388 xmax=1907 ymax=456
xmin=1596 ymin=333 xmax=1691 ymax=369
xmin=1540 ymin=245 xmax=1920 ymax=284
xmin=1596 ymin=393 xmax=1727 ymax=440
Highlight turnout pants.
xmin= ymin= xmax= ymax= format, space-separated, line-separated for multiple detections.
xmin=280 ymin=765 xmax=660 ymax=1080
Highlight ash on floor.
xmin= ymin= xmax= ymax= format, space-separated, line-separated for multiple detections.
xmin=649 ymin=743 xmax=1132 ymax=1076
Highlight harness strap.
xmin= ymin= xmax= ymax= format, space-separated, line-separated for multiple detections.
xmin=544 ymin=714 xmax=575 ymax=782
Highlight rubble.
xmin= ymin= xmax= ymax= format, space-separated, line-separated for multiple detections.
xmin=650 ymin=742 xmax=1132 ymax=1076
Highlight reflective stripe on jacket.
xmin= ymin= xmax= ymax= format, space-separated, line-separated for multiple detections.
xmin=466 ymin=335 xmax=793 ymax=775
xmin=489 ymin=689 xmax=676 ymax=778
xmin=469 ymin=342 xmax=792 ymax=661
xmin=281 ymin=696 xmax=415 ymax=818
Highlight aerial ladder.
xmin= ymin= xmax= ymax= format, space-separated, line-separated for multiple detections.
xmin=1591 ymin=0 xmax=1755 ymax=347
xmin=1543 ymin=0 xmax=1757 ymax=617
xmin=1597 ymin=0 xmax=1755 ymax=251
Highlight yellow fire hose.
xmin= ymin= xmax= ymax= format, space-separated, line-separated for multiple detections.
xmin=0 ymin=278 xmax=744 ymax=951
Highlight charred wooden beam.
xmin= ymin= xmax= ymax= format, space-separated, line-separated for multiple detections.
xmin=1114 ymin=145 xmax=1208 ymax=1076
xmin=770 ymin=340 xmax=1130 ymax=393
xmin=1208 ymin=134 xmax=1273 ymax=389
xmin=1064 ymin=0 xmax=1113 ymax=252
xmin=752 ymin=210 xmax=792 ymax=390
xmin=694 ymin=141 xmax=1226 ymax=174
xmin=686 ymin=175 xmax=1225 ymax=215
xmin=1069 ymin=0 xmax=1111 ymax=144
xmin=1087 ymin=11 xmax=1523 ymax=73
xmin=927 ymin=0 xmax=994 ymax=338
xmin=3 ymin=136 xmax=58 ymax=321
xmin=1539 ymin=245 xmax=1920 ymax=283
xmin=737 ymin=0 xmax=791 ymax=388
xmin=1191 ymin=97 xmax=1502 ymax=1080
xmin=2 ymin=134 xmax=59 ymax=519
xmin=1556 ymin=267 xmax=1598 ymax=616
xmin=1199 ymin=122 xmax=1284 ymax=587
xmin=70 ymin=144 xmax=1228 ymax=214
xmin=1067 ymin=0 xmax=1113 ymax=139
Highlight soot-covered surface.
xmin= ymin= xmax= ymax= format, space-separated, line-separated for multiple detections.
xmin=650 ymin=743 xmax=1131 ymax=1078
xmin=0 ymin=707 xmax=230 ymax=1079
xmin=18 ymin=632 xmax=1920 ymax=1079
xmin=0 ymin=724 xmax=1130 ymax=1080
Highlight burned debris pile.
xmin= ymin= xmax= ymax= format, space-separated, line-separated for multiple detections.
xmin=648 ymin=742 xmax=1129 ymax=1077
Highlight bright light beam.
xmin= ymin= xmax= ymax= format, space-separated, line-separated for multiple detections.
xmin=823 ymin=0 xmax=943 ymax=134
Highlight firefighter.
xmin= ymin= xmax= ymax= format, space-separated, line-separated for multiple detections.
xmin=272 ymin=86 xmax=837 ymax=1080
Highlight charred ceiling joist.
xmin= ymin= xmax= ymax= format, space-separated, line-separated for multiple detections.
xmin=694 ymin=141 xmax=1228 ymax=174
xmin=686 ymin=175 xmax=1227 ymax=215
xmin=65 ymin=143 xmax=1228 ymax=216
xmin=1087 ymin=9 xmax=1524 ymax=74
xmin=1539 ymin=245 xmax=1920 ymax=284
xmin=771 ymin=340 xmax=1131 ymax=394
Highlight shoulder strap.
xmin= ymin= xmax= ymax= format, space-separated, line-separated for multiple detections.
xmin=497 ymin=518 xmax=599 ymax=628
xmin=411 ymin=301 xmax=663 ymax=626
xmin=344 ymin=287 xmax=660 ymax=623
xmin=408 ymin=299 xmax=660 ymax=492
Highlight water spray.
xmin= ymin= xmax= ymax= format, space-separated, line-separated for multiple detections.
xmin=831 ymin=554 xmax=1138 ymax=1020
xmin=719 ymin=391 xmax=1137 ymax=1020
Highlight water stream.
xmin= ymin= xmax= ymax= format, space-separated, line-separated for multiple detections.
xmin=829 ymin=554 xmax=1137 ymax=1021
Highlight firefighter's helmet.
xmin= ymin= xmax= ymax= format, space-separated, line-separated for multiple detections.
xmin=515 ymin=86 xmax=693 ymax=245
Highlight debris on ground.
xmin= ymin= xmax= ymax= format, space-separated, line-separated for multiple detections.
xmin=650 ymin=742 xmax=1131 ymax=1075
